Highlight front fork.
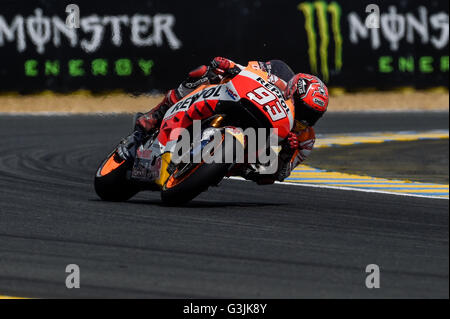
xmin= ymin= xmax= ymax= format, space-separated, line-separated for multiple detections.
xmin=157 ymin=114 xmax=247 ymax=188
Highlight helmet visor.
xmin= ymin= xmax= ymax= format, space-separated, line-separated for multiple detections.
xmin=295 ymin=102 xmax=324 ymax=126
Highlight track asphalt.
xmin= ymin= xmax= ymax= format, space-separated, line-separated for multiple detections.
xmin=0 ymin=112 xmax=448 ymax=298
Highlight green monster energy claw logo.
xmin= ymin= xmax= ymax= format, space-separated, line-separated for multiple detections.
xmin=298 ymin=1 xmax=342 ymax=82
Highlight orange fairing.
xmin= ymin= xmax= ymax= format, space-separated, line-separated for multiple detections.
xmin=100 ymin=154 xmax=124 ymax=176
xmin=159 ymin=62 xmax=293 ymax=147
xmin=231 ymin=65 xmax=293 ymax=139
xmin=246 ymin=61 xmax=270 ymax=80
xmin=285 ymin=99 xmax=296 ymax=122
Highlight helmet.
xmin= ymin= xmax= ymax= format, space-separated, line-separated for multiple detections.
xmin=285 ymin=73 xmax=329 ymax=127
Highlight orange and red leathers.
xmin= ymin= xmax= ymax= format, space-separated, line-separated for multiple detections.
xmin=135 ymin=89 xmax=180 ymax=132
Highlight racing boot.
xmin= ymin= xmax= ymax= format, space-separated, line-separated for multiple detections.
xmin=134 ymin=65 xmax=217 ymax=134
xmin=115 ymin=129 xmax=147 ymax=162
xmin=120 ymin=63 xmax=224 ymax=161
xmin=135 ymin=89 xmax=180 ymax=133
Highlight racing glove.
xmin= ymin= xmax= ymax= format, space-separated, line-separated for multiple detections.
xmin=286 ymin=132 xmax=300 ymax=149
xmin=173 ymin=57 xmax=241 ymax=98
xmin=210 ymin=57 xmax=241 ymax=78
xmin=176 ymin=65 xmax=221 ymax=96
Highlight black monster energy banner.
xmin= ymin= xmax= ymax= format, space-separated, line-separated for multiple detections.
xmin=0 ymin=0 xmax=448 ymax=93
xmin=297 ymin=0 xmax=449 ymax=88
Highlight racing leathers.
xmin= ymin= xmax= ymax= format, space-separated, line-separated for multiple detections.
xmin=118 ymin=57 xmax=316 ymax=185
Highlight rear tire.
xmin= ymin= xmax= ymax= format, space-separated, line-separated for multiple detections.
xmin=94 ymin=152 xmax=139 ymax=202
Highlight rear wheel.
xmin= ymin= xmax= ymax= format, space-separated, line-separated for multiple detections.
xmin=94 ymin=151 xmax=139 ymax=202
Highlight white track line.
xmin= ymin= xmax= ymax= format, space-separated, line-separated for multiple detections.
xmin=3 ymin=112 xmax=447 ymax=200
xmin=229 ymin=177 xmax=449 ymax=200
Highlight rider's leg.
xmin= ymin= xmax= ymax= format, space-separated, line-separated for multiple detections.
xmin=135 ymin=89 xmax=180 ymax=133
xmin=236 ymin=147 xmax=299 ymax=185
xmin=116 ymin=89 xmax=180 ymax=161
xmin=116 ymin=64 xmax=214 ymax=161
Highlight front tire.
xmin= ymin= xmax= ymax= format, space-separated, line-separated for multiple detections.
xmin=161 ymin=132 xmax=242 ymax=205
xmin=161 ymin=161 xmax=231 ymax=206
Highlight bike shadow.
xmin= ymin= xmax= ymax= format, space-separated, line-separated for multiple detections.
xmin=126 ymin=199 xmax=285 ymax=208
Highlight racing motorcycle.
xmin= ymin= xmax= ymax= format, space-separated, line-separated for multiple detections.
xmin=94 ymin=63 xmax=295 ymax=205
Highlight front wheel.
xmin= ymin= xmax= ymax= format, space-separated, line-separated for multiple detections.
xmin=94 ymin=150 xmax=139 ymax=202
xmin=161 ymin=161 xmax=231 ymax=206
xmin=161 ymin=132 xmax=242 ymax=206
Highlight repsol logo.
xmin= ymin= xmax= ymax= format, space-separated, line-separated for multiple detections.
xmin=168 ymin=85 xmax=221 ymax=116
xmin=255 ymin=77 xmax=290 ymax=115
xmin=255 ymin=77 xmax=284 ymax=100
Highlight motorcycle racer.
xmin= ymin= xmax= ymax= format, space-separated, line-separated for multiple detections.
xmin=117 ymin=57 xmax=329 ymax=185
